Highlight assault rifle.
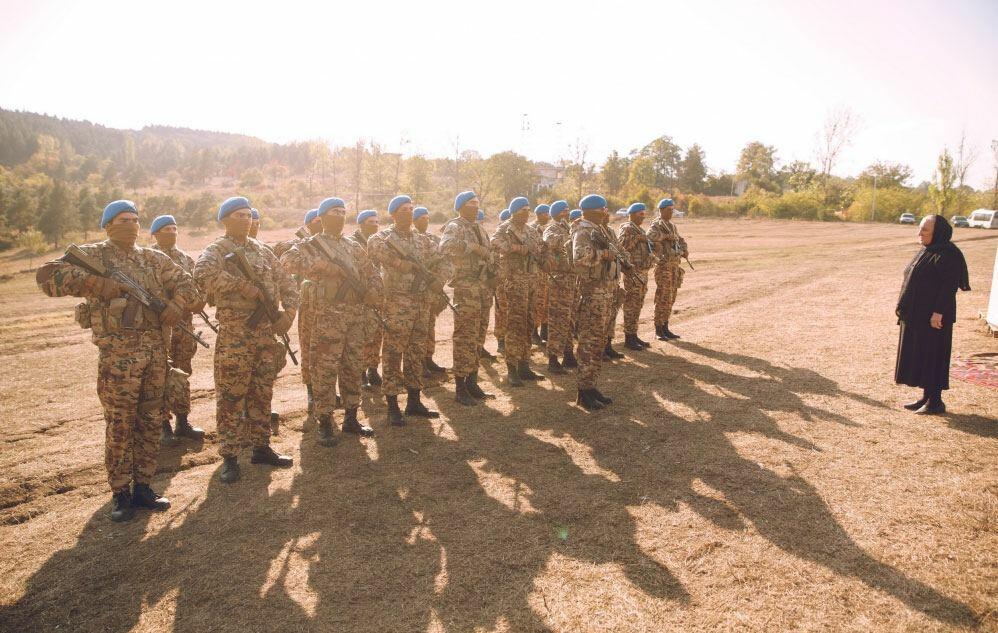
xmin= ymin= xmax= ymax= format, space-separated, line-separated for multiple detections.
xmin=306 ymin=234 xmax=390 ymax=329
xmin=61 ymin=244 xmax=209 ymax=348
xmin=195 ymin=308 xmax=219 ymax=333
xmin=593 ymin=228 xmax=644 ymax=286
xmin=505 ymin=225 xmax=556 ymax=282
xmin=383 ymin=237 xmax=456 ymax=312
xmin=224 ymin=249 xmax=298 ymax=365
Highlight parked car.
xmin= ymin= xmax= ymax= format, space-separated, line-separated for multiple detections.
xmin=951 ymin=215 xmax=970 ymax=228
xmin=899 ymin=213 xmax=917 ymax=225
xmin=967 ymin=209 xmax=998 ymax=229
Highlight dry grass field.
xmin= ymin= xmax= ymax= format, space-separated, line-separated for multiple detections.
xmin=0 ymin=218 xmax=995 ymax=632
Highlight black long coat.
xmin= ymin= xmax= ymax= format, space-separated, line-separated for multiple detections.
xmin=894 ymin=247 xmax=963 ymax=390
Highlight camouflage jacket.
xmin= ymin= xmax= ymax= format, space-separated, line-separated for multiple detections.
xmin=440 ymin=215 xmax=494 ymax=286
xmin=618 ymin=221 xmax=655 ymax=272
xmin=542 ymin=219 xmax=574 ymax=275
xmin=281 ymin=233 xmax=382 ymax=306
xmin=349 ymin=228 xmax=372 ymax=248
xmin=367 ymin=226 xmax=437 ymax=295
xmin=37 ymin=240 xmax=199 ymax=342
xmin=491 ymin=220 xmax=544 ymax=276
xmin=152 ymin=244 xmax=206 ymax=306
xmin=417 ymin=230 xmax=454 ymax=285
xmin=572 ymin=220 xmax=613 ymax=286
xmin=194 ymin=236 xmax=299 ymax=318
xmin=646 ymin=218 xmax=688 ymax=263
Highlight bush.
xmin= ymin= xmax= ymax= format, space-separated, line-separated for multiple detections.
xmin=846 ymin=187 xmax=926 ymax=222
xmin=17 ymin=229 xmax=47 ymax=255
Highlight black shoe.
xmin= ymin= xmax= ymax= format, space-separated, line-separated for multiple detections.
xmin=592 ymin=389 xmax=612 ymax=405
xmin=387 ymin=395 xmax=407 ymax=427
xmin=467 ymin=372 xmax=495 ymax=399
xmin=160 ymin=420 xmax=178 ymax=447
xmin=174 ymin=414 xmax=205 ymax=440
xmin=562 ymin=348 xmax=578 ymax=369
xmin=251 ymin=445 xmax=293 ymax=468
xmin=576 ymin=389 xmax=604 ymax=411
xmin=425 ymin=357 xmax=447 ymax=373
xmin=455 ymin=376 xmax=479 ymax=406
xmin=517 ymin=361 xmax=544 ymax=381
xmin=316 ymin=414 xmax=337 ymax=446
xmin=915 ymin=401 xmax=946 ymax=415
xmin=110 ymin=491 xmax=135 ymax=522
xmin=479 ymin=346 xmax=497 ymax=363
xmin=548 ymin=355 xmax=566 ymax=375
xmin=605 ymin=340 xmax=624 ymax=359
xmin=405 ymin=389 xmax=440 ymax=418
xmin=220 ymin=456 xmax=241 ymax=483
xmin=903 ymin=397 xmax=928 ymax=411
xmin=132 ymin=483 xmax=170 ymax=511
xmin=343 ymin=408 xmax=375 ymax=436
xmin=655 ymin=324 xmax=669 ymax=341
xmin=624 ymin=333 xmax=644 ymax=351
xmin=540 ymin=323 xmax=548 ymax=342
xmin=532 ymin=328 xmax=543 ymax=345
xmin=636 ymin=334 xmax=651 ymax=348
xmin=270 ymin=412 xmax=280 ymax=436
xmin=366 ymin=367 xmax=383 ymax=387
xmin=496 ymin=339 xmax=506 ymax=354
xmin=506 ymin=361 xmax=524 ymax=387
xmin=663 ymin=322 xmax=680 ymax=339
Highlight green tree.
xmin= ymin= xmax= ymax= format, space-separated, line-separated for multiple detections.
xmin=36 ymin=180 xmax=73 ymax=246
xmin=928 ymin=149 xmax=957 ymax=216
xmin=780 ymin=161 xmax=817 ymax=192
xmin=678 ymin=144 xmax=707 ymax=193
xmin=76 ymin=186 xmax=99 ymax=240
xmin=625 ymin=156 xmax=658 ymax=191
xmin=486 ymin=152 xmax=536 ymax=205
xmin=601 ymin=150 xmax=629 ymax=195
xmin=736 ymin=142 xmax=779 ymax=192
xmin=857 ymin=162 xmax=912 ymax=189
xmin=240 ymin=167 xmax=264 ymax=188
xmin=636 ymin=136 xmax=682 ymax=190
xmin=404 ymin=155 xmax=433 ymax=196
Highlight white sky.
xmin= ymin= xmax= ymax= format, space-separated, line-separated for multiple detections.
xmin=1 ymin=0 xmax=996 ymax=187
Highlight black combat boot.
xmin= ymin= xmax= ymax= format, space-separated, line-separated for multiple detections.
xmin=386 ymin=395 xmax=407 ymax=427
xmin=506 ymin=361 xmax=523 ymax=387
xmin=425 ymin=357 xmax=447 ymax=373
xmin=110 ymin=490 xmax=135 ymax=522
xmin=466 ymin=371 xmax=495 ymax=399
xmin=591 ymin=389 xmax=613 ymax=405
xmin=361 ymin=370 xmax=372 ymax=389
xmin=132 ymin=483 xmax=171 ymax=511
xmin=455 ymin=376 xmax=479 ymax=406
xmin=624 ymin=333 xmax=644 ymax=351
xmin=366 ymin=367 xmax=383 ymax=386
xmin=316 ymin=414 xmax=337 ymax=446
xmin=343 ymin=408 xmax=375 ymax=436
xmin=540 ymin=323 xmax=548 ymax=342
xmin=160 ymin=420 xmax=178 ymax=447
xmin=174 ymin=413 xmax=205 ymax=440
xmin=531 ymin=327 xmax=543 ymax=345
xmin=517 ymin=360 xmax=545 ymax=381
xmin=479 ymin=346 xmax=497 ymax=362
xmin=405 ymin=388 xmax=440 ymax=418
xmin=270 ymin=412 xmax=280 ymax=435
xmin=251 ymin=445 xmax=294 ymax=468
xmin=636 ymin=332 xmax=651 ymax=348
xmin=605 ymin=339 xmax=624 ymax=359
xmin=655 ymin=324 xmax=669 ymax=341
xmin=562 ymin=346 xmax=578 ymax=368
xmin=576 ymin=389 xmax=604 ymax=411
xmin=663 ymin=321 xmax=680 ymax=339
xmin=547 ymin=355 xmax=566 ymax=374
xmin=219 ymin=456 xmax=241 ymax=483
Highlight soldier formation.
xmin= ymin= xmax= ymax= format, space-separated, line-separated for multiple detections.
xmin=36 ymin=192 xmax=689 ymax=522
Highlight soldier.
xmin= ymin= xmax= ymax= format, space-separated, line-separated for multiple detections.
xmin=493 ymin=208 xmax=511 ymax=354
xmin=492 ymin=197 xmax=546 ymax=386
xmin=647 ymin=198 xmax=688 ymax=340
xmin=248 ymin=208 xmax=261 ymax=239
xmin=599 ymin=213 xmax=627 ymax=361
xmin=194 ymin=196 xmax=298 ymax=484
xmin=530 ymin=204 xmax=551 ymax=344
xmin=367 ymin=195 xmax=440 ymax=426
xmin=36 ymin=200 xmax=198 ymax=521
xmin=568 ymin=209 xmax=584 ymax=341
xmin=476 ymin=208 xmax=499 ymax=363
xmin=282 ymin=197 xmax=381 ymax=444
xmin=572 ymin=195 xmax=616 ymax=411
xmin=350 ymin=209 xmax=385 ymax=389
xmin=619 ymin=203 xmax=656 ymax=350
xmin=273 ymin=209 xmax=322 ymax=258
xmin=440 ymin=191 xmax=497 ymax=405
xmin=413 ymin=206 xmax=452 ymax=374
xmin=542 ymin=200 xmax=578 ymax=374
xmin=148 ymin=214 xmax=207 ymax=445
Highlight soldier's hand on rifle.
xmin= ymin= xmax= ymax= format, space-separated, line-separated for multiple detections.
xmin=601 ymin=250 xmax=615 ymax=262
xmin=190 ymin=299 xmax=207 ymax=314
xmin=160 ymin=301 xmax=184 ymax=327
xmin=92 ymin=277 xmax=126 ymax=301
xmin=311 ymin=260 xmax=341 ymax=279
xmin=239 ymin=282 xmax=262 ymax=301
xmin=273 ymin=310 xmax=294 ymax=334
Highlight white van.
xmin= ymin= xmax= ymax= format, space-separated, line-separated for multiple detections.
xmin=968 ymin=209 xmax=998 ymax=229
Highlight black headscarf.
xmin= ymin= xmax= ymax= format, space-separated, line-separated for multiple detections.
xmin=896 ymin=215 xmax=971 ymax=318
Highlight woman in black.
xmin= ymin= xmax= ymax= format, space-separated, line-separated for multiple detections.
xmin=895 ymin=214 xmax=971 ymax=414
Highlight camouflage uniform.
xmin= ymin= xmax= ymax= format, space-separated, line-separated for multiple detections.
xmin=440 ymin=216 xmax=494 ymax=378
xmin=492 ymin=219 xmax=511 ymax=344
xmin=619 ymin=220 xmax=656 ymax=335
xmin=151 ymin=244 xmax=201 ymax=415
xmin=491 ymin=221 xmax=544 ymax=364
xmin=418 ymin=229 xmax=453 ymax=359
xmin=351 ymin=228 xmax=384 ymax=372
xmin=367 ymin=226 xmax=434 ymax=396
xmin=601 ymin=225 xmax=628 ymax=342
xmin=542 ymin=218 xmax=577 ymax=357
xmin=194 ymin=237 xmax=299 ymax=458
xmin=647 ymin=218 xmax=687 ymax=327
xmin=282 ymin=234 xmax=382 ymax=414
xmin=36 ymin=241 xmax=198 ymax=492
xmin=529 ymin=220 xmax=550 ymax=330
xmin=572 ymin=220 xmax=612 ymax=390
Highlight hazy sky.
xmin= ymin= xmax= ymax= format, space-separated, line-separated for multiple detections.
xmin=1 ymin=0 xmax=996 ymax=187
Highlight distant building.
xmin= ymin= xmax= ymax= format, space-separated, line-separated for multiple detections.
xmin=533 ymin=162 xmax=563 ymax=192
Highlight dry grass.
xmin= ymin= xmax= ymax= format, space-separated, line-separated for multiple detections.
xmin=0 ymin=218 xmax=995 ymax=632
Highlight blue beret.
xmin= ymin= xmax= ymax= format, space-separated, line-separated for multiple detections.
xmin=218 ymin=196 xmax=251 ymax=221
xmin=550 ymin=200 xmax=569 ymax=216
xmin=455 ymin=191 xmax=477 ymax=211
xmin=356 ymin=209 xmax=377 ymax=224
xmin=658 ymin=198 xmax=675 ymax=209
xmin=499 ymin=209 xmax=511 ymax=222
xmin=388 ymin=195 xmax=412 ymax=214
xmin=100 ymin=200 xmax=137 ymax=229
xmin=413 ymin=206 xmax=429 ymax=220
xmin=534 ymin=204 xmax=550 ymax=216
xmin=305 ymin=209 xmax=319 ymax=225
xmin=628 ymin=202 xmax=647 ymax=215
xmin=477 ymin=210 xmax=485 ymax=222
xmin=579 ymin=194 xmax=607 ymax=211
xmin=569 ymin=209 xmax=582 ymax=220
xmin=250 ymin=208 xmax=260 ymax=220
xmin=508 ymin=197 xmax=530 ymax=214
xmin=150 ymin=214 xmax=177 ymax=234
xmin=318 ymin=197 xmax=346 ymax=216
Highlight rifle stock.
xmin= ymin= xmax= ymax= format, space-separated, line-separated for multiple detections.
xmin=306 ymin=235 xmax=390 ymax=329
xmin=225 ymin=249 xmax=298 ymax=365
xmin=384 ymin=238 xmax=456 ymax=312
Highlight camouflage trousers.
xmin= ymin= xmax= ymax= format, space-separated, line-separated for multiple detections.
xmin=546 ymin=273 xmax=577 ymax=356
xmin=576 ymin=284 xmax=609 ymax=390
xmin=622 ymin=271 xmax=650 ymax=335
xmin=424 ymin=295 xmax=448 ymax=357
xmin=452 ymin=283 xmax=491 ymax=378
xmin=382 ymin=294 xmax=427 ymax=396
xmin=654 ymin=261 xmax=683 ymax=326
xmin=362 ymin=307 xmax=383 ymax=369
xmin=494 ymin=278 xmax=509 ymax=340
xmin=214 ymin=311 xmax=278 ymax=458
xmin=604 ymin=282 xmax=625 ymax=341
xmin=298 ymin=281 xmax=316 ymax=386
xmin=501 ymin=277 xmax=532 ymax=362
xmin=167 ymin=315 xmax=198 ymax=416
xmin=310 ymin=302 xmax=365 ymax=414
xmin=532 ymin=274 xmax=549 ymax=328
xmin=97 ymin=331 xmax=168 ymax=492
